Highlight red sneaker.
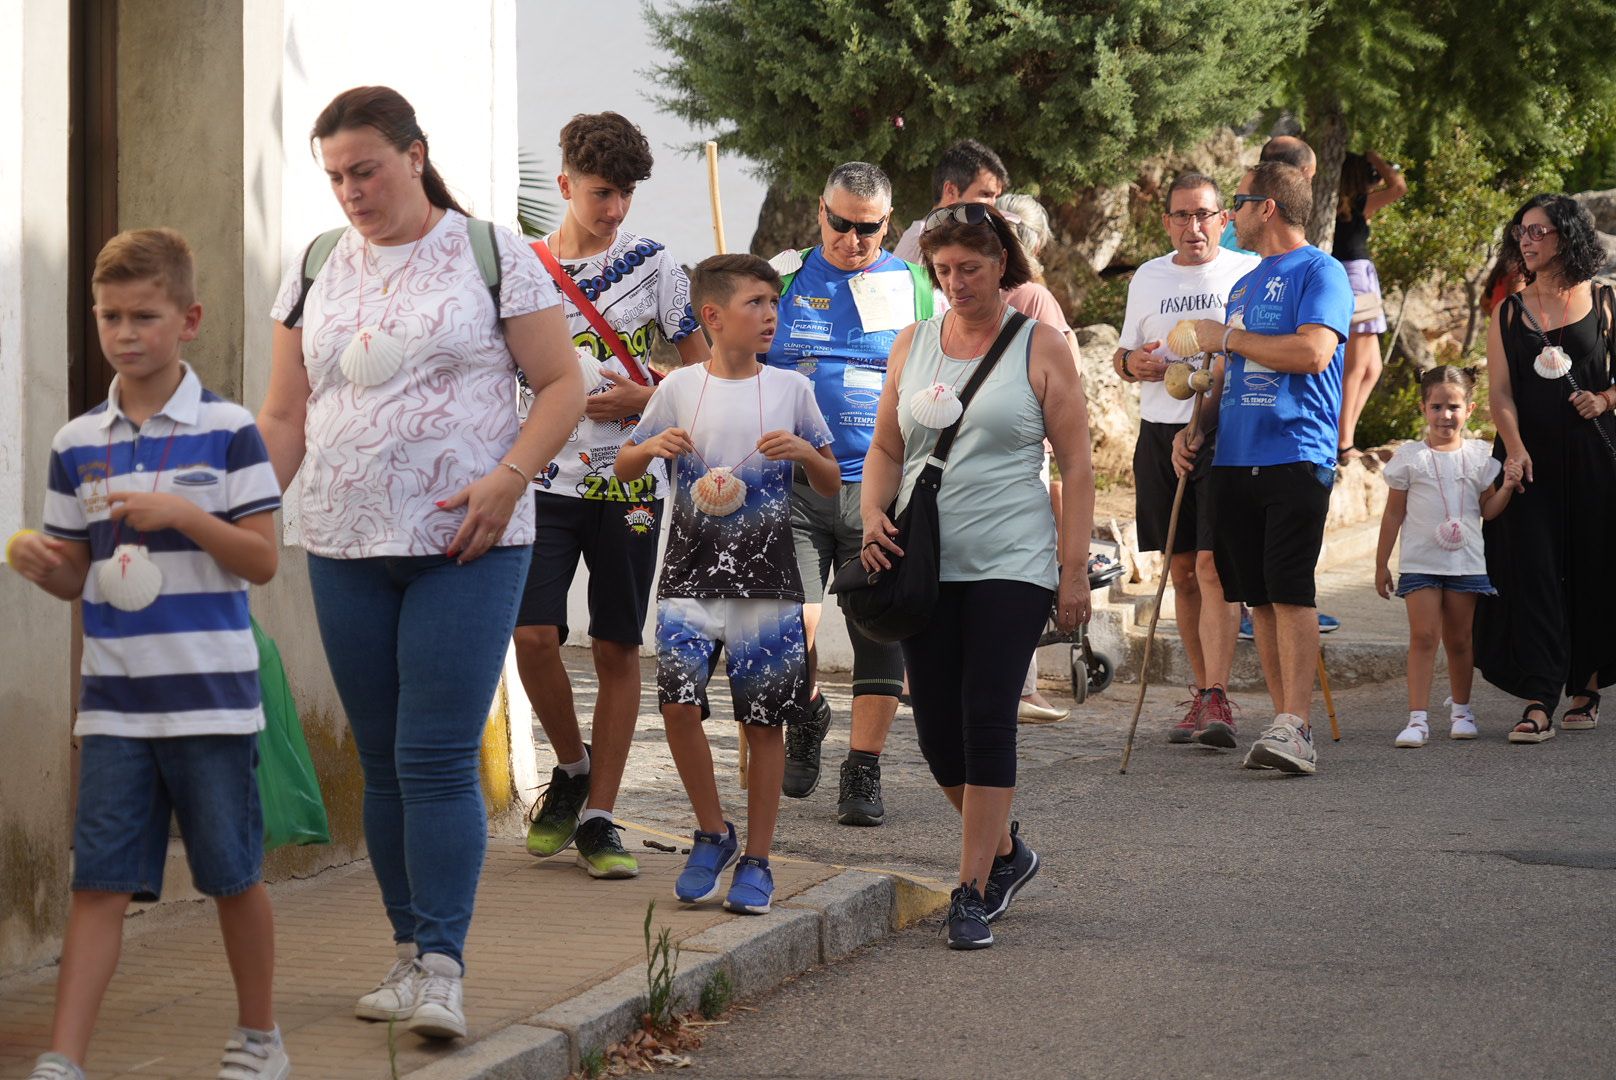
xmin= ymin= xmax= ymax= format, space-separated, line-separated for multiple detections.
xmin=1194 ymin=686 xmax=1238 ymax=748
xmin=1167 ymin=690 xmax=1203 ymax=743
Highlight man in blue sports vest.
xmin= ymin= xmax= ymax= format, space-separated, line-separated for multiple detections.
xmin=1177 ymin=160 xmax=1353 ymax=777
xmin=765 ymin=161 xmax=934 ymax=827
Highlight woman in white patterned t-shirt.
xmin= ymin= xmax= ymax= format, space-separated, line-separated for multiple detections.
xmin=257 ymin=86 xmax=584 ymax=1040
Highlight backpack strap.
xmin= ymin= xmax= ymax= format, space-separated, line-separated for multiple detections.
xmin=279 ymin=218 xmax=503 ymax=331
xmin=280 ymin=227 xmax=346 ymax=329
xmin=906 ymin=260 xmax=935 ymax=321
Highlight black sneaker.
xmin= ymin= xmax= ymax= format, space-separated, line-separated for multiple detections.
xmin=836 ymin=755 xmax=885 ymax=826
xmin=783 ymin=692 xmax=833 ymax=798
xmin=982 ymin=821 xmax=1040 ymax=921
xmin=524 ymin=765 xmax=591 ymax=857
xmin=573 ymin=816 xmax=639 ymax=879
xmin=945 ymin=881 xmax=993 ymax=950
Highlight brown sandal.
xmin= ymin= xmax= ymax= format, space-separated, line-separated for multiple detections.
xmin=1508 ymin=703 xmax=1556 ymax=744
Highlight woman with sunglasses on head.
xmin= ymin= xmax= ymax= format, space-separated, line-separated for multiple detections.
xmin=1474 ymin=194 xmax=1616 ymax=742
xmin=257 ymin=86 xmax=585 ymax=1040
xmin=860 ymin=203 xmax=1094 ymax=949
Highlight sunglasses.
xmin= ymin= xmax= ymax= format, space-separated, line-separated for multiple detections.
xmin=1230 ymin=193 xmax=1285 ymax=213
xmin=1167 ymin=209 xmax=1224 ymax=227
xmin=1511 ymin=223 xmax=1557 ymax=243
xmin=923 ymin=202 xmax=994 ymax=232
xmin=822 ymin=201 xmax=888 ymax=238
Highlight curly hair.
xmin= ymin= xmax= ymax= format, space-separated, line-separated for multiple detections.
xmin=1502 ymin=193 xmax=1604 ymax=286
xmin=559 ymin=112 xmax=654 ymax=191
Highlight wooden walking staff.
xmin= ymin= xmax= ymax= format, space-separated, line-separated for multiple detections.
xmin=704 ymin=138 xmax=749 ymax=788
xmin=1119 ymin=348 xmax=1215 ymax=774
xmin=1317 ymin=648 xmax=1341 ymax=741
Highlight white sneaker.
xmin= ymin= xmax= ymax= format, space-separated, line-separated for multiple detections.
xmin=405 ymin=952 xmax=466 ymax=1039
xmin=217 ymin=1027 xmax=290 ymax=1080
xmin=1449 ymin=715 xmax=1478 ymax=740
xmin=355 ymin=941 xmax=420 ymax=1021
xmin=1395 ymin=721 xmax=1428 ymax=747
xmin=28 ymin=1055 xmax=85 ymax=1080
xmin=1242 ymin=717 xmax=1317 ymax=774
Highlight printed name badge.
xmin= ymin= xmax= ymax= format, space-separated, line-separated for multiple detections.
xmin=849 ymin=271 xmax=912 ymax=333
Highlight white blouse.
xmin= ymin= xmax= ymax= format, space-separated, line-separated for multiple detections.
xmin=271 ymin=210 xmax=562 ymax=558
xmin=1382 ymin=438 xmax=1501 ymax=576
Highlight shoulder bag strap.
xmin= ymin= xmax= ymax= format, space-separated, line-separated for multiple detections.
xmin=531 ymin=239 xmax=654 ymax=387
xmin=916 ymin=311 xmax=1030 ymax=491
xmin=281 ymin=227 xmax=347 ymax=329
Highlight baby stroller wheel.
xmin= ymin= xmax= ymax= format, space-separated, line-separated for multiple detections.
xmin=1087 ymin=649 xmax=1115 ymax=694
xmin=1069 ymin=643 xmax=1089 ymax=704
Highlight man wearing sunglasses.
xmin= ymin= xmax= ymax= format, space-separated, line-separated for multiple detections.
xmin=1113 ymin=173 xmax=1258 ymax=749
xmin=1219 ymin=136 xmax=1316 ymax=256
xmin=765 ymin=161 xmax=940 ymax=827
xmin=892 ymin=139 xmax=1009 ymax=263
xmin=1172 ymin=161 xmax=1353 ymax=777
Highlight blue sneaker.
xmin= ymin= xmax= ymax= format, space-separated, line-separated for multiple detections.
xmin=944 ymin=882 xmax=993 ymax=950
xmin=1238 ymin=609 xmax=1254 ymax=641
xmin=723 ymin=855 xmax=774 ymax=915
xmin=983 ymin=821 xmax=1039 ymax=922
xmin=1318 ymin=612 xmax=1341 ymax=633
xmin=675 ymin=822 xmax=738 ymax=904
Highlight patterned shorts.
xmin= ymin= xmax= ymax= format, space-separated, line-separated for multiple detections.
xmin=655 ymin=598 xmax=809 ymax=727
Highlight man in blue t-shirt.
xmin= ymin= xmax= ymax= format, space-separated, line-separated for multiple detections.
xmin=764 ymin=161 xmax=933 ymax=827
xmin=1175 ymin=160 xmax=1353 ymax=777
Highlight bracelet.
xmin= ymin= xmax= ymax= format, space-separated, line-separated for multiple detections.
xmin=5 ymin=528 xmax=39 ymax=565
xmin=497 ymin=461 xmax=531 ymax=485
xmin=1119 ymin=351 xmax=1136 ymax=381
xmin=1220 ymin=325 xmax=1237 ymax=355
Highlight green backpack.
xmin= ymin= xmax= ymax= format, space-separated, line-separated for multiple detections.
xmin=279 ymin=218 xmax=503 ymax=329
xmin=775 ymin=248 xmax=936 ymax=322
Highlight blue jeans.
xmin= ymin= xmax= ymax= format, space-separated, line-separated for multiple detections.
xmin=307 ymin=546 xmax=530 ymax=966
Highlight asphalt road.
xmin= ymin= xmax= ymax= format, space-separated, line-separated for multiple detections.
xmin=608 ymin=673 xmax=1616 ymax=1080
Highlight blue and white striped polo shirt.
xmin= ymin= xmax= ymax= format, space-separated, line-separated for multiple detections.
xmin=43 ymin=364 xmax=282 ymax=738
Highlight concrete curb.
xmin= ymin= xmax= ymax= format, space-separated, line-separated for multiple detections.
xmin=415 ymin=868 xmax=909 ymax=1079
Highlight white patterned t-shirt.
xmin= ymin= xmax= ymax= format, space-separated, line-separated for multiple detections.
xmin=523 ymin=229 xmax=698 ymax=502
xmin=270 ymin=210 xmax=561 ymax=558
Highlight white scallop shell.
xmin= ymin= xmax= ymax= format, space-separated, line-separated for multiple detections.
xmin=1227 ymin=311 xmax=1245 ymax=331
xmin=97 ymin=544 xmax=162 ymax=611
xmin=692 ymin=467 xmax=747 ymax=516
xmin=1167 ymin=320 xmax=1201 ymax=358
xmin=577 ymin=348 xmax=609 ymax=390
xmin=339 ymin=325 xmax=407 ymax=387
xmin=1434 ymin=519 xmax=1465 ymax=551
xmin=908 ymin=383 xmax=965 ymax=429
xmin=1534 ymin=345 xmax=1572 ymax=379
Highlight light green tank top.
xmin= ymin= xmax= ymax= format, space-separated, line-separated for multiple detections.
xmin=896 ymin=310 xmax=1058 ymax=589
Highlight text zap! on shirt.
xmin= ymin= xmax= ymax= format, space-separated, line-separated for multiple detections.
xmin=1215 ymin=245 xmax=1354 ymax=469
xmin=765 ymin=248 xmax=920 ymax=481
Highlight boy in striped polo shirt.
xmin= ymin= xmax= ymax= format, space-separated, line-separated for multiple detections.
xmin=8 ymin=229 xmax=288 ymax=1080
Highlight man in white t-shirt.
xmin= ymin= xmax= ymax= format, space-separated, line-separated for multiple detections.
xmin=1113 ymin=172 xmax=1259 ymax=748
xmin=891 ymin=140 xmax=1009 ymax=263
xmin=517 ymin=112 xmax=710 ymax=881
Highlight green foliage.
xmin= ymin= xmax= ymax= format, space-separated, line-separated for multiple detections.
xmin=646 ymin=0 xmax=1313 ymax=211
xmin=578 ymin=1047 xmax=607 ymax=1079
xmin=698 ymin=968 xmax=734 ymax=1020
xmin=517 ymin=150 xmax=558 ymax=238
xmin=1355 ymin=354 xmax=1425 ymax=449
xmin=643 ymin=900 xmax=679 ymax=1035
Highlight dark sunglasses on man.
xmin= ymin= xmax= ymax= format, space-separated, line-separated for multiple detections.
xmin=922 ymin=202 xmax=994 ymax=232
xmin=821 ymin=199 xmax=888 ymax=237
xmin=1230 ymin=193 xmax=1285 ymax=213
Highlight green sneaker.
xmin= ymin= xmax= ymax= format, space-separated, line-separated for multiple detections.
xmin=574 ymin=816 xmax=639 ymax=879
xmin=525 ymin=766 xmax=590 ymax=857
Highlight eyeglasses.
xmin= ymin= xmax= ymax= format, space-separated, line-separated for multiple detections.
xmin=923 ymin=202 xmax=994 ymax=232
xmin=1230 ymin=194 xmax=1285 ymax=213
xmin=1511 ymin=223 xmax=1557 ymax=243
xmin=821 ymin=201 xmax=888 ymax=238
xmin=1167 ymin=209 xmax=1224 ymax=227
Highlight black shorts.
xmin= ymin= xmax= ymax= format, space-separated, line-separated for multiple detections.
xmin=1134 ymin=420 xmax=1215 ymax=554
xmin=1207 ymin=463 xmax=1332 ymax=608
xmin=516 ymin=490 xmax=664 ymax=644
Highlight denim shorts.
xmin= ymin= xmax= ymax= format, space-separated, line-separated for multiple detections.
xmin=1395 ymin=572 xmax=1497 ymax=598
xmin=73 ymin=733 xmax=263 ymax=901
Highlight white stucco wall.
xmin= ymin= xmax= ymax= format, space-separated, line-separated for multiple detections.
xmin=0 ymin=2 xmax=26 ymax=550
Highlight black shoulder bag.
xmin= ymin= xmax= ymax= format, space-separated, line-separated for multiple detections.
xmin=828 ymin=311 xmax=1030 ymax=644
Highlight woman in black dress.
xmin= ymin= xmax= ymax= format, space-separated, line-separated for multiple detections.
xmin=1475 ymin=193 xmax=1616 ymax=740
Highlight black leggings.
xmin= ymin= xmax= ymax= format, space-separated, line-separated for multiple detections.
xmin=900 ymin=579 xmax=1053 ymax=789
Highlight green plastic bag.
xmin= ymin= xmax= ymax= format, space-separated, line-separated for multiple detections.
xmin=253 ymin=618 xmax=331 ymax=850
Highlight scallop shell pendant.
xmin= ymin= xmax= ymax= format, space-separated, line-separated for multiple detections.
xmin=97 ymin=544 xmax=162 ymax=611
xmin=1227 ymin=312 xmax=1245 ymax=331
xmin=692 ymin=466 xmax=747 ymax=517
xmin=339 ymin=325 xmax=407 ymax=387
xmin=577 ymin=348 xmax=609 ymax=391
xmin=1534 ymin=345 xmax=1572 ymax=379
xmin=1433 ymin=519 xmax=1465 ymax=551
xmin=1167 ymin=320 xmax=1201 ymax=358
xmin=909 ymin=383 xmax=964 ymax=429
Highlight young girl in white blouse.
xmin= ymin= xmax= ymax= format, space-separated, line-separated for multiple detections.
xmin=1375 ymin=366 xmax=1522 ymax=746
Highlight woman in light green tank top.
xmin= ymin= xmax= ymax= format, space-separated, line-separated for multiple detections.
xmin=856 ymin=203 xmax=1095 ymax=949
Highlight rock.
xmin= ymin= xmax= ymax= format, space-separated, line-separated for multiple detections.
xmin=1073 ymin=323 xmax=1138 ymax=482
xmin=1325 ymin=455 xmax=1389 ymax=531
xmin=1574 ymin=188 xmax=1616 ymax=232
